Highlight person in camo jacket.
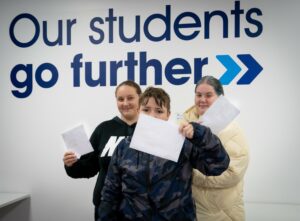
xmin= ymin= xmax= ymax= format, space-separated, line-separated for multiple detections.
xmin=97 ymin=86 xmax=230 ymax=221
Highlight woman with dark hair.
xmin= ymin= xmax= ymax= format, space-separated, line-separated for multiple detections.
xmin=183 ymin=76 xmax=249 ymax=221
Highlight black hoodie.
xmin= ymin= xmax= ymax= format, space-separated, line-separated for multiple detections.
xmin=65 ymin=116 xmax=136 ymax=206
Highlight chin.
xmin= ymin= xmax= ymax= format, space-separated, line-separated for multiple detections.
xmin=123 ymin=112 xmax=134 ymax=118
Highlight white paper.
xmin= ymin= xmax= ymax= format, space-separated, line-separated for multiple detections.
xmin=61 ymin=124 xmax=93 ymax=157
xmin=130 ymin=113 xmax=185 ymax=162
xmin=201 ymin=95 xmax=240 ymax=134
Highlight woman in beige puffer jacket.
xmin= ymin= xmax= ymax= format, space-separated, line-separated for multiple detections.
xmin=183 ymin=76 xmax=249 ymax=221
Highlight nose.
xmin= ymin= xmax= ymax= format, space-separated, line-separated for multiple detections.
xmin=123 ymin=98 xmax=130 ymax=106
xmin=145 ymin=110 xmax=158 ymax=119
xmin=199 ymin=96 xmax=207 ymax=102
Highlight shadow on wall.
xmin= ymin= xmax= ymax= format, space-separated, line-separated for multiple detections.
xmin=0 ymin=198 xmax=31 ymax=221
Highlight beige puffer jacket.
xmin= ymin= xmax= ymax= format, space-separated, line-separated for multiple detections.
xmin=183 ymin=105 xmax=249 ymax=221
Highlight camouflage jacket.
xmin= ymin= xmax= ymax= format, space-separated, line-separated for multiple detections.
xmin=98 ymin=122 xmax=230 ymax=221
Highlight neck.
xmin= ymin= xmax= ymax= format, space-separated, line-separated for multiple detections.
xmin=121 ymin=116 xmax=138 ymax=125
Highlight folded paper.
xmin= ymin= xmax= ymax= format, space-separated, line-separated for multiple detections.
xmin=62 ymin=124 xmax=93 ymax=157
xmin=130 ymin=114 xmax=185 ymax=162
xmin=201 ymin=95 xmax=240 ymax=134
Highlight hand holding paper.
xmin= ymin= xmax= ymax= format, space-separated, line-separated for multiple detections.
xmin=201 ymin=95 xmax=240 ymax=134
xmin=130 ymin=114 xmax=185 ymax=162
xmin=62 ymin=124 xmax=94 ymax=157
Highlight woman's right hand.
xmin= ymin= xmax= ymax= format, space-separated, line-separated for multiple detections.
xmin=63 ymin=151 xmax=78 ymax=167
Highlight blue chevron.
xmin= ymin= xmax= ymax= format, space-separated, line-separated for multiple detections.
xmin=217 ymin=55 xmax=241 ymax=85
xmin=237 ymin=54 xmax=263 ymax=84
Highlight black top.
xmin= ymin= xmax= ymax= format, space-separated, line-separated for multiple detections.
xmin=65 ymin=116 xmax=136 ymax=206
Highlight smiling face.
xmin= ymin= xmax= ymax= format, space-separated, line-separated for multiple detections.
xmin=116 ymin=85 xmax=140 ymax=122
xmin=194 ymin=83 xmax=219 ymax=116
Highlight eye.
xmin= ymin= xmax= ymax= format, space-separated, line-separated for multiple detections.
xmin=141 ymin=108 xmax=149 ymax=112
xmin=156 ymin=109 xmax=164 ymax=114
xmin=205 ymin=93 xmax=215 ymax=98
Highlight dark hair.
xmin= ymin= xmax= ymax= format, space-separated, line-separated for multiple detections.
xmin=195 ymin=76 xmax=224 ymax=96
xmin=115 ymin=80 xmax=142 ymax=96
xmin=139 ymin=87 xmax=171 ymax=112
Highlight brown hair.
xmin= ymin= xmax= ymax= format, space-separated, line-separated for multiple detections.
xmin=139 ymin=87 xmax=171 ymax=112
xmin=115 ymin=80 xmax=142 ymax=96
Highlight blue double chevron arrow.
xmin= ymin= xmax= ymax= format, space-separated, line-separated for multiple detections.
xmin=217 ymin=54 xmax=263 ymax=85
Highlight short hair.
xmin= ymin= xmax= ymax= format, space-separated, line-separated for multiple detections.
xmin=115 ymin=80 xmax=142 ymax=96
xmin=139 ymin=87 xmax=171 ymax=112
xmin=195 ymin=76 xmax=224 ymax=96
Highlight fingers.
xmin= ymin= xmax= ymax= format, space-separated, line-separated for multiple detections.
xmin=63 ymin=151 xmax=78 ymax=167
xmin=177 ymin=117 xmax=188 ymax=125
xmin=179 ymin=122 xmax=194 ymax=139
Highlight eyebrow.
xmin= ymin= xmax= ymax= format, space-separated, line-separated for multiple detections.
xmin=195 ymin=92 xmax=213 ymax=94
xmin=142 ymin=105 xmax=163 ymax=110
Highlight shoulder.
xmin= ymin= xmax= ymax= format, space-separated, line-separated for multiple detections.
xmin=218 ymin=121 xmax=245 ymax=142
xmin=89 ymin=117 xmax=118 ymax=140
xmin=183 ymin=105 xmax=199 ymax=122
xmin=93 ymin=117 xmax=119 ymax=130
xmin=113 ymin=136 xmax=132 ymax=157
xmin=120 ymin=136 xmax=131 ymax=149
xmin=219 ymin=121 xmax=249 ymax=155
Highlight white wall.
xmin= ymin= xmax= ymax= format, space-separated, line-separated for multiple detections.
xmin=1 ymin=0 xmax=299 ymax=220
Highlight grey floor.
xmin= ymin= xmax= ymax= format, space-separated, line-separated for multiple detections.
xmin=1 ymin=200 xmax=300 ymax=221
